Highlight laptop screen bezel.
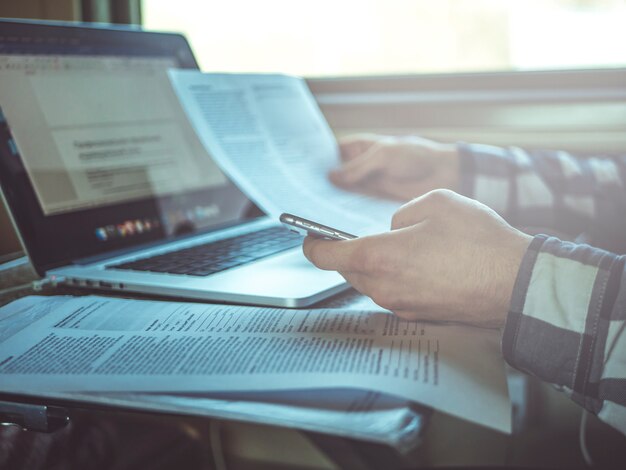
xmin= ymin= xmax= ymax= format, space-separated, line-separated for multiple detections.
xmin=0 ymin=19 xmax=258 ymax=276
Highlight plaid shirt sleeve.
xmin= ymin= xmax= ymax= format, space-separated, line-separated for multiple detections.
xmin=505 ymin=235 xmax=626 ymax=435
xmin=455 ymin=143 xmax=626 ymax=434
xmin=457 ymin=143 xmax=626 ymax=254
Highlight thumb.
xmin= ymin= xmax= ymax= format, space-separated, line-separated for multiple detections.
xmin=391 ymin=189 xmax=458 ymax=230
xmin=331 ymin=142 xmax=387 ymax=186
xmin=338 ymin=134 xmax=381 ymax=162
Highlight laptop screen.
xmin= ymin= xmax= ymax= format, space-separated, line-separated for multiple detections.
xmin=0 ymin=21 xmax=254 ymax=274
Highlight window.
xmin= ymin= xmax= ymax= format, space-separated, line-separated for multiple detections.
xmin=142 ymin=0 xmax=626 ymax=77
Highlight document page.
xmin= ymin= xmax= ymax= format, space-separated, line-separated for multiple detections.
xmin=169 ymin=70 xmax=401 ymax=236
xmin=0 ymin=296 xmax=510 ymax=432
xmin=0 ymin=296 xmax=427 ymax=447
xmin=83 ymin=390 xmax=428 ymax=449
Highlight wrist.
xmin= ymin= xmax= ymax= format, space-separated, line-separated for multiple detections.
xmin=496 ymin=231 xmax=534 ymax=325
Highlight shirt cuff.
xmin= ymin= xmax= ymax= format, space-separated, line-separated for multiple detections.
xmin=501 ymin=235 xmax=546 ymax=374
xmin=501 ymin=234 xmax=624 ymax=400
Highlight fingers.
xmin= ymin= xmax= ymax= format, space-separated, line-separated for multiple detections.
xmin=392 ymin=310 xmax=426 ymax=322
xmin=338 ymin=134 xmax=380 ymax=162
xmin=391 ymin=189 xmax=460 ymax=230
xmin=375 ymin=178 xmax=439 ymax=202
xmin=330 ymin=142 xmax=387 ymax=187
xmin=335 ymin=272 xmax=371 ymax=298
xmin=301 ymin=243 xmax=383 ymax=302
xmin=302 ymin=236 xmax=362 ymax=272
xmin=302 ymin=232 xmax=394 ymax=276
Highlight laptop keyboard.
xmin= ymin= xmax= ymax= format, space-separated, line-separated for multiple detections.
xmin=109 ymin=226 xmax=302 ymax=277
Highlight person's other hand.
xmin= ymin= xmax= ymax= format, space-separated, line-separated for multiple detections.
xmin=303 ymin=190 xmax=532 ymax=327
xmin=330 ymin=134 xmax=460 ymax=201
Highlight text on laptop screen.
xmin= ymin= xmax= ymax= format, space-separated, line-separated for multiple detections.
xmin=0 ymin=23 xmax=255 ymax=274
xmin=0 ymin=54 xmax=228 ymax=216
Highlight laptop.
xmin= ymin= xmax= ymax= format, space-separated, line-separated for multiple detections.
xmin=0 ymin=19 xmax=348 ymax=307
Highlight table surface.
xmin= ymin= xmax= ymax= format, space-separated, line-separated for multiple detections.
xmin=1 ymin=257 xmax=624 ymax=469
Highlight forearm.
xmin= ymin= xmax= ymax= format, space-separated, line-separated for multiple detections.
xmin=458 ymin=143 xmax=626 ymax=253
xmin=503 ymin=235 xmax=626 ymax=434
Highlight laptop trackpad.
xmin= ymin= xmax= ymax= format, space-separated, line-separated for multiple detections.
xmin=200 ymin=249 xmax=346 ymax=299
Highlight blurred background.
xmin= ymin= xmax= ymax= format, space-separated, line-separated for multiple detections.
xmin=143 ymin=0 xmax=626 ymax=76
xmin=1 ymin=0 xmax=625 ymax=260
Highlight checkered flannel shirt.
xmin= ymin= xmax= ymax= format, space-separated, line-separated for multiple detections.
xmin=458 ymin=143 xmax=626 ymax=435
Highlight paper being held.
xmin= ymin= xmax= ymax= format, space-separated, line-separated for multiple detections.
xmin=168 ymin=70 xmax=401 ymax=236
